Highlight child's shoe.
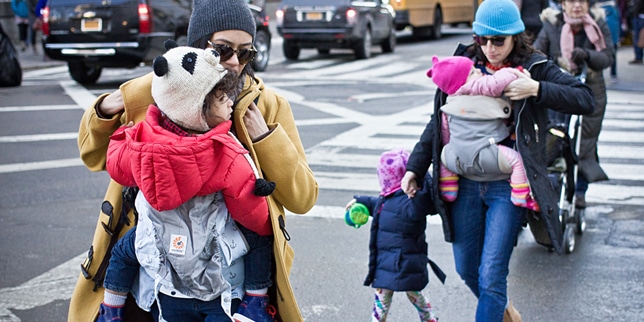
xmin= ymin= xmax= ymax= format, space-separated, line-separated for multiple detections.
xmin=232 ymin=293 xmax=277 ymax=322
xmin=97 ymin=303 xmax=124 ymax=321
xmin=439 ymin=175 xmax=458 ymax=202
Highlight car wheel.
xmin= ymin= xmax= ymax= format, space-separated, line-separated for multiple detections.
xmin=252 ymin=29 xmax=270 ymax=72
xmin=354 ymin=27 xmax=372 ymax=59
xmin=430 ymin=7 xmax=443 ymax=39
xmin=68 ymin=62 xmax=102 ymax=85
xmin=283 ymin=40 xmax=300 ymax=60
xmin=381 ymin=28 xmax=396 ymax=53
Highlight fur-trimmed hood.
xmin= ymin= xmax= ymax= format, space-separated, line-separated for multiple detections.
xmin=540 ymin=5 xmax=606 ymax=25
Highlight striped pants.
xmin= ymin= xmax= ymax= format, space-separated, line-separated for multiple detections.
xmin=371 ymin=288 xmax=437 ymax=322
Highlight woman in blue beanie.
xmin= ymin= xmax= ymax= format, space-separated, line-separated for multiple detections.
xmin=401 ymin=0 xmax=595 ymax=320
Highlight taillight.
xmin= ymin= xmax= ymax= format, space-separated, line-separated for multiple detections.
xmin=41 ymin=6 xmax=50 ymax=36
xmin=138 ymin=4 xmax=152 ymax=33
xmin=263 ymin=15 xmax=269 ymax=27
xmin=346 ymin=8 xmax=357 ymax=25
xmin=276 ymin=9 xmax=284 ymax=26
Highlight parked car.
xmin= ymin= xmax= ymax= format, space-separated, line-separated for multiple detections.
xmin=275 ymin=0 xmax=396 ymax=60
xmin=247 ymin=0 xmax=271 ymax=72
xmin=42 ymin=0 xmax=191 ymax=85
xmin=42 ymin=0 xmax=270 ymax=85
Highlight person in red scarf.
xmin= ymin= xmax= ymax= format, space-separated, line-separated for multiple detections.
xmin=534 ymin=0 xmax=613 ymax=208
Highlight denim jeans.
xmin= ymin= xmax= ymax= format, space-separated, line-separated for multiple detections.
xmin=633 ymin=16 xmax=644 ymax=61
xmin=151 ymin=293 xmax=241 ymax=322
xmin=451 ymin=178 xmax=525 ymax=322
xmin=104 ymin=228 xmax=139 ymax=293
xmin=238 ymin=224 xmax=274 ymax=290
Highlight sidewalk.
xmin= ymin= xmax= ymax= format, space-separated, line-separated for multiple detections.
xmin=16 ymin=38 xmax=643 ymax=91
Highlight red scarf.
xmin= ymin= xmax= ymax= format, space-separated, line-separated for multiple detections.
xmin=561 ymin=13 xmax=606 ymax=70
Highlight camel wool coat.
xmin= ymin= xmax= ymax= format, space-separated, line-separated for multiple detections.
xmin=69 ymin=73 xmax=318 ymax=322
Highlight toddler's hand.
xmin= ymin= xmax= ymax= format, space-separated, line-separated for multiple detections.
xmin=345 ymin=199 xmax=356 ymax=210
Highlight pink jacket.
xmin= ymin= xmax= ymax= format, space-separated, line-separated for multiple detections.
xmin=454 ymin=68 xmax=518 ymax=96
xmin=107 ymin=105 xmax=271 ymax=236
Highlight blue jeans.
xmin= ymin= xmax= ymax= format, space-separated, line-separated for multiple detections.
xmin=103 ymin=224 xmax=274 ymax=294
xmin=633 ymin=16 xmax=644 ymax=61
xmin=104 ymin=228 xmax=139 ymax=293
xmin=151 ymin=293 xmax=241 ymax=321
xmin=451 ymin=178 xmax=525 ymax=322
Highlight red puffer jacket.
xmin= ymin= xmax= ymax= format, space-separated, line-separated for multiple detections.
xmin=107 ymin=105 xmax=271 ymax=236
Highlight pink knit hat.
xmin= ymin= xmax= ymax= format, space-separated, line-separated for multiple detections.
xmin=426 ymin=55 xmax=474 ymax=95
xmin=377 ymin=148 xmax=410 ymax=197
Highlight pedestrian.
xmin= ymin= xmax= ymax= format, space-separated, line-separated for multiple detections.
xmin=534 ymin=0 xmax=614 ymax=208
xmin=427 ymin=55 xmax=539 ymax=211
xmin=345 ymin=148 xmax=445 ymax=322
xmin=10 ymin=0 xmax=30 ymax=51
xmin=513 ymin=0 xmax=550 ymax=42
xmin=597 ymin=0 xmax=622 ymax=81
xmin=68 ymin=0 xmax=319 ymax=320
xmin=630 ymin=0 xmax=644 ymax=63
xmin=401 ymin=0 xmax=595 ymax=321
xmin=96 ymin=44 xmax=276 ymax=321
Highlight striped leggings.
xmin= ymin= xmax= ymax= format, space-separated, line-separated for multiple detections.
xmin=371 ymin=288 xmax=437 ymax=322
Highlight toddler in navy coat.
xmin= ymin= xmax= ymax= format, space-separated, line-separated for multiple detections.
xmin=345 ymin=148 xmax=445 ymax=322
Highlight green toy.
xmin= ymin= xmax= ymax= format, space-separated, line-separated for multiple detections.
xmin=345 ymin=202 xmax=370 ymax=228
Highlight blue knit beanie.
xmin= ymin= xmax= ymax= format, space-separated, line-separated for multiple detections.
xmin=472 ymin=0 xmax=525 ymax=36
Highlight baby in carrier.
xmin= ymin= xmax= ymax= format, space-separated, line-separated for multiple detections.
xmin=427 ymin=55 xmax=539 ymax=211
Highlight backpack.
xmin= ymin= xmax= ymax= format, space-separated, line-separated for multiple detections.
xmin=0 ymin=24 xmax=22 ymax=87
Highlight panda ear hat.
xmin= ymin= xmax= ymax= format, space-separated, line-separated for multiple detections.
xmin=151 ymin=46 xmax=228 ymax=132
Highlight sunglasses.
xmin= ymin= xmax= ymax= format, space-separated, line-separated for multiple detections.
xmin=473 ymin=35 xmax=508 ymax=47
xmin=208 ymin=40 xmax=257 ymax=65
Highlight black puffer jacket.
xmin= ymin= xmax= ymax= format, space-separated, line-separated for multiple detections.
xmin=406 ymin=44 xmax=595 ymax=254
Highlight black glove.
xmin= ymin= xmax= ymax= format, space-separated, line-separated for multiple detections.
xmin=571 ymin=48 xmax=588 ymax=65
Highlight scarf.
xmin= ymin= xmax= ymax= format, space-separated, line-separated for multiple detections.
xmin=561 ymin=13 xmax=606 ymax=70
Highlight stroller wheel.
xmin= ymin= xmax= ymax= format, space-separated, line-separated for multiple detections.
xmin=563 ymin=224 xmax=576 ymax=254
xmin=575 ymin=208 xmax=586 ymax=235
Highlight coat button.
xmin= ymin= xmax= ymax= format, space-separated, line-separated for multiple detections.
xmin=548 ymin=207 xmax=553 ymax=214
xmin=533 ymin=173 xmax=538 ymax=179
xmin=171 ymin=291 xmax=176 ymax=295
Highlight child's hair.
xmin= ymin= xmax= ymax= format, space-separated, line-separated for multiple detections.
xmin=377 ymin=148 xmax=410 ymax=196
xmin=202 ymin=72 xmax=238 ymax=115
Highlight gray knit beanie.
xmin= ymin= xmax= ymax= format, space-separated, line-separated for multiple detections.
xmin=187 ymin=0 xmax=256 ymax=47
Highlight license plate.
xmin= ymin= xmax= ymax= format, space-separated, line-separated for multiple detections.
xmin=305 ymin=12 xmax=323 ymax=21
xmin=81 ymin=18 xmax=102 ymax=32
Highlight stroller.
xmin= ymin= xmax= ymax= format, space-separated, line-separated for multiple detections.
xmin=527 ymin=65 xmax=587 ymax=254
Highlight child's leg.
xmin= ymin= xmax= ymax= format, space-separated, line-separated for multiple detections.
xmin=372 ymin=288 xmax=394 ymax=322
xmin=439 ymin=164 xmax=459 ymax=202
xmin=99 ymin=228 xmax=139 ymax=320
xmin=405 ymin=291 xmax=437 ymax=322
xmin=234 ymin=225 xmax=276 ymax=321
xmin=498 ymin=145 xmax=540 ymax=211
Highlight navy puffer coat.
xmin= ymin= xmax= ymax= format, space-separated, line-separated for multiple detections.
xmin=355 ymin=174 xmax=438 ymax=291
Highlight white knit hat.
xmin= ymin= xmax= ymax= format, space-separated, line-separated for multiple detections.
xmin=151 ymin=45 xmax=227 ymax=132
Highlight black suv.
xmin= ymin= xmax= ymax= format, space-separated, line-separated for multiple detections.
xmin=276 ymin=0 xmax=396 ymax=60
xmin=42 ymin=0 xmax=191 ymax=84
xmin=42 ymin=0 xmax=271 ymax=85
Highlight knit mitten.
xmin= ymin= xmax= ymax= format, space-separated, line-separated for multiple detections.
xmin=439 ymin=175 xmax=459 ymax=202
xmin=510 ymin=183 xmax=540 ymax=211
